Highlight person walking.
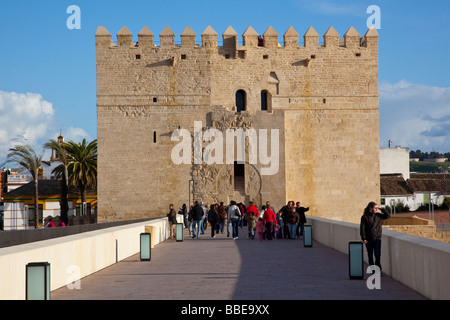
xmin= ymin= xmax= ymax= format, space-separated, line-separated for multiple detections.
xmin=360 ymin=201 xmax=390 ymax=272
xmin=179 ymin=203 xmax=188 ymax=229
xmin=256 ymin=218 xmax=265 ymax=242
xmin=217 ymin=202 xmax=227 ymax=234
xmin=279 ymin=201 xmax=294 ymax=239
xmin=262 ymin=201 xmax=276 ymax=241
xmin=227 ymin=200 xmax=241 ymax=239
xmin=208 ymin=204 xmax=219 ymax=238
xmin=295 ymin=202 xmax=309 ymax=239
xmin=286 ymin=206 xmax=299 ymax=240
xmin=276 ymin=211 xmax=283 ymax=239
xmin=246 ymin=201 xmax=259 ymax=239
xmin=167 ymin=204 xmax=177 ymax=239
xmin=187 ymin=205 xmax=194 ymax=236
xmin=200 ymin=202 xmax=207 ymax=234
xmin=191 ymin=201 xmax=204 ymax=239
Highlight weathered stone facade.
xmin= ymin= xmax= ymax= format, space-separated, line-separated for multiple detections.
xmin=96 ymin=25 xmax=380 ymax=223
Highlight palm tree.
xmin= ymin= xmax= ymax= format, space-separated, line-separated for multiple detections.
xmin=65 ymin=139 xmax=97 ymax=213
xmin=5 ymin=144 xmax=43 ymax=229
xmin=44 ymin=139 xmax=69 ymax=225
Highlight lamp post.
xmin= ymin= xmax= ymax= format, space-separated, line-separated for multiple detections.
xmin=303 ymin=225 xmax=312 ymax=247
xmin=140 ymin=233 xmax=151 ymax=261
xmin=189 ymin=180 xmax=193 ymax=208
xmin=348 ymin=241 xmax=364 ymax=279
xmin=26 ymin=262 xmax=50 ymax=300
xmin=176 ymin=223 xmax=184 ymax=242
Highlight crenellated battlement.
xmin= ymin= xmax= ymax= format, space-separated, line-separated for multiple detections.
xmin=95 ymin=25 xmax=378 ymax=50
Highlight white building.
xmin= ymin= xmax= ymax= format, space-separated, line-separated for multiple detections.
xmin=380 ymin=146 xmax=410 ymax=180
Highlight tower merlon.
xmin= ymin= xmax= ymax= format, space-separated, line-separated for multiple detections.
xmin=95 ymin=26 xmax=114 ymax=47
xmin=138 ymin=26 xmax=154 ymax=48
xmin=202 ymin=25 xmax=218 ymax=49
xmin=304 ymin=26 xmax=319 ymax=48
xmin=181 ymin=26 xmax=197 ymax=48
xmin=160 ymin=26 xmax=175 ymax=48
xmin=263 ymin=26 xmax=279 ymax=48
xmin=343 ymin=26 xmax=361 ymax=49
xmin=323 ymin=26 xmax=339 ymax=47
xmin=117 ymin=26 xmax=134 ymax=47
xmin=284 ymin=26 xmax=299 ymax=47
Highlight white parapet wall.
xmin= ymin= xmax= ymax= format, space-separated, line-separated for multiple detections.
xmin=0 ymin=216 xmax=181 ymax=300
xmin=308 ymin=215 xmax=450 ymax=300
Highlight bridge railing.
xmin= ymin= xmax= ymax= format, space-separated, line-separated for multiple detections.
xmin=308 ymin=215 xmax=450 ymax=300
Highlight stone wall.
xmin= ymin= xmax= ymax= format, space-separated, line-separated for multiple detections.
xmin=96 ymin=25 xmax=379 ymax=223
xmin=383 ymin=215 xmax=437 ymax=239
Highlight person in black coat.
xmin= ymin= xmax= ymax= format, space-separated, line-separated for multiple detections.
xmin=207 ymin=204 xmax=219 ymax=238
xmin=360 ymin=201 xmax=390 ymax=271
xmin=191 ymin=201 xmax=204 ymax=239
xmin=295 ymin=202 xmax=309 ymax=239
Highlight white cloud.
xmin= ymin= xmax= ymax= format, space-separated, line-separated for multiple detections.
xmin=49 ymin=127 xmax=91 ymax=144
xmin=0 ymin=91 xmax=54 ymax=157
xmin=379 ymin=80 xmax=450 ymax=152
xmin=0 ymin=91 xmax=91 ymax=164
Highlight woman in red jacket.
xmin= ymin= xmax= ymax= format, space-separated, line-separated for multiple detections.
xmin=262 ymin=201 xmax=276 ymax=241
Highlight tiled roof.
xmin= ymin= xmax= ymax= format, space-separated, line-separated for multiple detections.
xmin=4 ymin=179 xmax=96 ymax=197
xmin=408 ymin=173 xmax=450 ymax=193
xmin=380 ymin=174 xmax=413 ymax=195
xmin=407 ymin=178 xmax=450 ymax=193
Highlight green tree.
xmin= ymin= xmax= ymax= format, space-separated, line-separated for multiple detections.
xmin=65 ymin=139 xmax=97 ymax=212
xmin=4 ymin=144 xmax=43 ymax=228
xmin=44 ymin=139 xmax=70 ymax=225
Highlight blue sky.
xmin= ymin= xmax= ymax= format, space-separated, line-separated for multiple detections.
xmin=0 ymin=0 xmax=449 ymax=162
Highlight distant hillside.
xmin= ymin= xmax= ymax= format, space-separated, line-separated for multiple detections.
xmin=410 ymin=161 xmax=450 ymax=173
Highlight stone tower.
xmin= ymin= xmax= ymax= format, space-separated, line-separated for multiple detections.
xmin=96 ymin=25 xmax=380 ymax=223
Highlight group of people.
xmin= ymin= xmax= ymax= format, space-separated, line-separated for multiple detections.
xmin=169 ymin=199 xmax=391 ymax=272
xmin=169 ymin=200 xmax=310 ymax=241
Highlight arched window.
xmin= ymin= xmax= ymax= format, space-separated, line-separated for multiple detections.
xmin=236 ymin=90 xmax=246 ymax=112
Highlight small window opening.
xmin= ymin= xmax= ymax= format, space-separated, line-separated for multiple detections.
xmin=263 ymin=55 xmax=269 ymax=60
xmin=355 ymin=52 xmax=361 ymax=57
xmin=136 ymin=54 xmax=141 ymax=60
xmin=261 ymin=90 xmax=268 ymax=111
xmin=153 ymin=131 xmax=157 ymax=143
xmin=236 ymin=90 xmax=246 ymax=112
xmin=310 ymin=54 xmax=316 ymax=59
xmin=323 ymin=98 xmax=326 ymax=104
xmin=181 ymin=54 xmax=187 ymax=60
xmin=153 ymin=97 xmax=158 ymax=103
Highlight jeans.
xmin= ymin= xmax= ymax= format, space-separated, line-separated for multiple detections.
xmin=217 ymin=219 xmax=226 ymax=233
xmin=231 ymin=218 xmax=239 ymax=238
xmin=365 ymin=238 xmax=382 ymax=269
xmin=191 ymin=220 xmax=203 ymax=239
xmin=288 ymin=223 xmax=297 ymax=239
xmin=297 ymin=222 xmax=304 ymax=237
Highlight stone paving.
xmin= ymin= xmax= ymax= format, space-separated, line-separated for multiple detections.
xmin=51 ymin=226 xmax=426 ymax=300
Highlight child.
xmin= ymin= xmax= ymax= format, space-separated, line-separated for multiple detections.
xmin=256 ymin=218 xmax=265 ymax=242
xmin=276 ymin=211 xmax=283 ymax=239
